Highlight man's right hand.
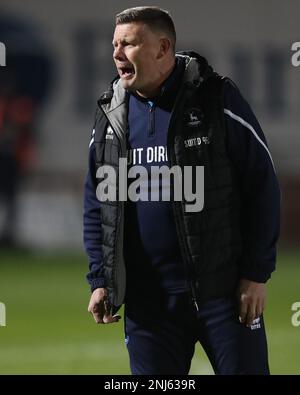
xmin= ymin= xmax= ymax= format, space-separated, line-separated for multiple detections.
xmin=88 ymin=288 xmax=121 ymax=324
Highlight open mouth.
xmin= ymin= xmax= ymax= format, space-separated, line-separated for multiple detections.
xmin=119 ymin=65 xmax=135 ymax=79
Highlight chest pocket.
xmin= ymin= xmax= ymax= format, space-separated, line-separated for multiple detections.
xmin=182 ymin=108 xmax=213 ymax=165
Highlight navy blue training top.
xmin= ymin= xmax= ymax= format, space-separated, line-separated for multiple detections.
xmin=83 ymin=58 xmax=281 ymax=296
xmin=124 ymin=59 xmax=188 ymax=298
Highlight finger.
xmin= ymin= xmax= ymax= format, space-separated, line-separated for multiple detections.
xmin=256 ymin=299 xmax=264 ymax=319
xmin=93 ymin=311 xmax=104 ymax=324
xmin=91 ymin=303 xmax=105 ymax=323
xmin=239 ymin=296 xmax=248 ymax=324
xmin=104 ymin=300 xmax=110 ymax=314
xmin=255 ymin=308 xmax=261 ymax=320
xmin=246 ymin=303 xmax=257 ymax=327
xmin=88 ymin=298 xmax=103 ymax=312
xmin=103 ymin=313 xmax=121 ymax=324
xmin=102 ymin=300 xmax=121 ymax=324
xmin=87 ymin=300 xmax=94 ymax=313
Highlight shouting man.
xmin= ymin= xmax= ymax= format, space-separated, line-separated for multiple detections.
xmin=83 ymin=6 xmax=280 ymax=375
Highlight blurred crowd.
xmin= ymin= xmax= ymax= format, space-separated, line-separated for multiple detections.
xmin=0 ymin=71 xmax=36 ymax=246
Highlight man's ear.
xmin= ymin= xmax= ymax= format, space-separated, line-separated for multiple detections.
xmin=157 ymin=37 xmax=171 ymax=60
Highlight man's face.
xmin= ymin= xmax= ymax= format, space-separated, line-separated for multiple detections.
xmin=112 ymin=22 xmax=163 ymax=96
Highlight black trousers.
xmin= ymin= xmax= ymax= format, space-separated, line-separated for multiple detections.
xmin=124 ymin=293 xmax=270 ymax=375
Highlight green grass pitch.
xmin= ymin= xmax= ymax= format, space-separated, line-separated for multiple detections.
xmin=0 ymin=248 xmax=299 ymax=374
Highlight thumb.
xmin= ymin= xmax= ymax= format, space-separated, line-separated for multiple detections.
xmin=103 ymin=313 xmax=121 ymax=324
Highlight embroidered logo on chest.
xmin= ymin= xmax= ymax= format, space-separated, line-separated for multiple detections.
xmin=105 ymin=126 xmax=114 ymax=140
xmin=185 ymin=108 xmax=203 ymax=127
xmin=184 ymin=135 xmax=211 ymax=148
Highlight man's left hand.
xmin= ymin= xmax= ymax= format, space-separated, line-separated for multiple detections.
xmin=237 ymin=279 xmax=266 ymax=327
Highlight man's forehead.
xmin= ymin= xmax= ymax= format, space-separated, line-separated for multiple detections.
xmin=113 ymin=22 xmax=148 ymax=41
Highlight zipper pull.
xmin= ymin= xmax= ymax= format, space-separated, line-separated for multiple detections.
xmin=190 ymin=281 xmax=199 ymax=312
xmin=192 ymin=297 xmax=199 ymax=312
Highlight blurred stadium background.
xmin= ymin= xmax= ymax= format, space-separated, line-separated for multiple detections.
xmin=0 ymin=0 xmax=299 ymax=374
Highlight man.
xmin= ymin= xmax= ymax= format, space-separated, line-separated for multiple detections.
xmin=83 ymin=6 xmax=280 ymax=375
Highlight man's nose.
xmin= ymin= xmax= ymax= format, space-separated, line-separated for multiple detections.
xmin=113 ymin=45 xmax=126 ymax=61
